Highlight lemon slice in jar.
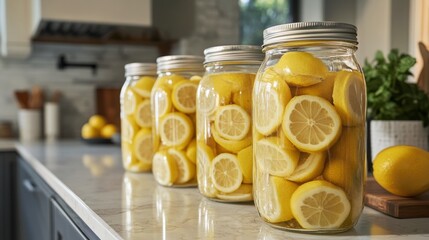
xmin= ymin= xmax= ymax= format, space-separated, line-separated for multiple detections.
xmin=214 ymin=104 xmax=251 ymax=141
xmin=274 ymin=52 xmax=328 ymax=87
xmin=282 ymin=95 xmax=342 ymax=152
xmin=152 ymin=84 xmax=172 ymax=118
xmin=210 ymin=153 xmax=243 ymax=193
xmin=197 ymin=142 xmax=217 ymax=197
xmin=254 ymin=67 xmax=291 ymax=136
xmin=132 ymin=76 xmax=156 ymax=98
xmin=237 ymin=145 xmax=253 ymax=184
xmin=123 ymin=89 xmax=141 ymax=115
xmin=255 ymin=137 xmax=299 ymax=177
xmin=216 ymin=183 xmax=253 ymax=202
xmin=291 ymin=180 xmax=351 ymax=229
xmin=134 ymin=99 xmax=152 ymax=128
xmin=159 ymin=112 xmax=194 ymax=149
xmin=172 ymin=80 xmax=199 ymax=114
xmin=152 ymin=151 xmax=178 ymax=186
xmin=167 ymin=148 xmax=195 ymax=184
xmin=211 ymin=126 xmax=252 ymax=153
xmin=332 ymin=71 xmax=366 ymax=126
xmin=133 ymin=128 xmax=153 ymax=164
xmin=256 ymin=175 xmax=299 ymax=223
xmin=286 ymin=151 xmax=326 ymax=183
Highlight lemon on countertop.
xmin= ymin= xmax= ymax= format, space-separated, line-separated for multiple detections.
xmin=88 ymin=115 xmax=107 ymax=130
xmin=373 ymin=145 xmax=429 ymax=197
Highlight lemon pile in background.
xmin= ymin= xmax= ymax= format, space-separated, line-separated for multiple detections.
xmin=81 ymin=115 xmax=117 ymax=139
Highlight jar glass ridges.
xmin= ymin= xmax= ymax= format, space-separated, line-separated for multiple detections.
xmin=196 ymin=45 xmax=263 ymax=202
xmin=253 ymin=22 xmax=366 ymax=232
xmin=121 ymin=63 xmax=157 ymax=172
xmin=151 ymin=55 xmax=204 ymax=187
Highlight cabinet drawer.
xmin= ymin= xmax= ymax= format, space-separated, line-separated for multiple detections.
xmin=51 ymin=199 xmax=88 ymax=240
xmin=18 ymin=159 xmax=52 ymax=240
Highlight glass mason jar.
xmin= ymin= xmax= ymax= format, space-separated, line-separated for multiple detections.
xmin=151 ymin=55 xmax=204 ymax=187
xmin=253 ymin=22 xmax=366 ymax=233
xmin=120 ymin=63 xmax=157 ymax=172
xmin=196 ymin=45 xmax=263 ymax=202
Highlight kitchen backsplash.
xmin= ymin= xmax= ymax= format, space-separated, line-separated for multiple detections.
xmin=0 ymin=0 xmax=239 ymax=138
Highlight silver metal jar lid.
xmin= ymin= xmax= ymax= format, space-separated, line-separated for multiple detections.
xmin=124 ymin=63 xmax=157 ymax=77
xmin=156 ymin=55 xmax=204 ymax=72
xmin=263 ymin=22 xmax=358 ymax=47
xmin=203 ymin=45 xmax=264 ymax=64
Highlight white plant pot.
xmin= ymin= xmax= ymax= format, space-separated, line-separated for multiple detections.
xmin=370 ymin=120 xmax=429 ymax=160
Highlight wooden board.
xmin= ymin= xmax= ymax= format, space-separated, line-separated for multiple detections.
xmin=364 ymin=177 xmax=429 ymax=218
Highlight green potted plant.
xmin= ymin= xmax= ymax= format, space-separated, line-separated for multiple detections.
xmin=364 ymin=49 xmax=429 ymax=160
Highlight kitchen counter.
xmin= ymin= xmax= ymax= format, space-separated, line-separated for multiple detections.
xmin=14 ymin=141 xmax=429 ymax=240
xmin=0 ymin=139 xmax=16 ymax=151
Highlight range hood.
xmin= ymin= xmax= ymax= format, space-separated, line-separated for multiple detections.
xmin=1 ymin=0 xmax=175 ymax=58
xmin=31 ymin=0 xmax=155 ymax=43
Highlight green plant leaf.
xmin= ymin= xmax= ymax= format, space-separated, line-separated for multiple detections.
xmin=364 ymin=49 xmax=429 ymax=126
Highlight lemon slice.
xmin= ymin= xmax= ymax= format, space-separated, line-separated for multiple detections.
xmin=185 ymin=139 xmax=197 ymax=164
xmin=133 ymin=128 xmax=153 ymax=164
xmin=286 ymin=151 xmax=326 ymax=183
xmin=332 ymin=71 xmax=366 ymax=126
xmin=237 ymin=145 xmax=253 ymax=184
xmin=255 ymin=137 xmax=299 ymax=177
xmin=121 ymin=142 xmax=138 ymax=169
xmin=214 ymin=104 xmax=250 ymax=141
xmin=254 ymin=69 xmax=291 ymax=135
xmin=210 ymin=153 xmax=243 ymax=193
xmin=152 ymin=151 xmax=178 ymax=186
xmin=216 ymin=184 xmax=253 ymax=201
xmin=296 ymin=72 xmax=336 ymax=102
xmin=323 ymin=126 xmax=365 ymax=190
xmin=197 ymin=84 xmax=219 ymax=116
xmin=128 ymin=162 xmax=152 ymax=172
xmin=291 ymin=180 xmax=351 ymax=229
xmin=167 ymin=148 xmax=196 ymax=184
xmin=121 ymin=117 xmax=139 ymax=143
xmin=134 ymin=99 xmax=152 ymax=128
xmin=172 ymin=80 xmax=198 ymax=114
xmin=256 ymin=175 xmax=299 ymax=223
xmin=282 ymin=95 xmax=342 ymax=152
xmin=159 ymin=112 xmax=194 ymax=149
xmin=274 ymin=52 xmax=328 ymax=87
xmin=197 ymin=142 xmax=218 ymax=197
xmin=211 ymin=126 xmax=252 ymax=153
xmin=132 ymin=76 xmax=156 ymax=98
xmin=123 ymin=89 xmax=141 ymax=115
xmin=152 ymin=85 xmax=172 ymax=118
xmin=190 ymin=75 xmax=202 ymax=82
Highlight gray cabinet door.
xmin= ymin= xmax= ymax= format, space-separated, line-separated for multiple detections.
xmin=0 ymin=151 xmax=16 ymax=240
xmin=18 ymin=159 xmax=52 ymax=240
xmin=51 ymin=199 xmax=88 ymax=240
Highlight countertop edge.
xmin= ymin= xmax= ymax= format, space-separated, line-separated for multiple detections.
xmin=15 ymin=143 xmax=123 ymax=240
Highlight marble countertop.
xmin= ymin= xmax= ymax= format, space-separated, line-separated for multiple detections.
xmin=0 ymin=139 xmax=16 ymax=151
xmin=14 ymin=140 xmax=429 ymax=240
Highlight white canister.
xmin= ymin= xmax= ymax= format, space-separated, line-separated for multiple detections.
xmin=18 ymin=109 xmax=42 ymax=141
xmin=44 ymin=102 xmax=60 ymax=139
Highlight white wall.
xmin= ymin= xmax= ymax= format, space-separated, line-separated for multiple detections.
xmin=303 ymin=0 xmax=412 ymax=65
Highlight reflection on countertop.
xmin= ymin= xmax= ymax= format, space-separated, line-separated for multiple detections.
xmin=14 ymin=140 xmax=429 ymax=240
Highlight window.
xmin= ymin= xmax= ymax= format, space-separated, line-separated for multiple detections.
xmin=239 ymin=0 xmax=299 ymax=45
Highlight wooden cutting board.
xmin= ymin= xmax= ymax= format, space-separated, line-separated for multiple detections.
xmin=364 ymin=177 xmax=429 ymax=218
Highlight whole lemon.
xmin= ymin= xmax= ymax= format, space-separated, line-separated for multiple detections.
xmin=88 ymin=115 xmax=107 ymax=130
xmin=81 ymin=123 xmax=99 ymax=139
xmin=373 ymin=145 xmax=429 ymax=197
xmin=100 ymin=124 xmax=117 ymax=138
